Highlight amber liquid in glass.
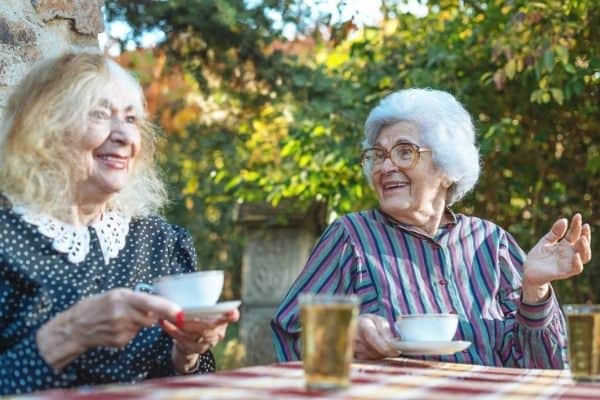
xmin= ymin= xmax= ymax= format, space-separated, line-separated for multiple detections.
xmin=301 ymin=303 xmax=358 ymax=390
xmin=567 ymin=312 xmax=600 ymax=380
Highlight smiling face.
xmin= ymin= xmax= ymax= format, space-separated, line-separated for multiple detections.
xmin=370 ymin=121 xmax=452 ymax=229
xmin=74 ymin=72 xmax=144 ymax=205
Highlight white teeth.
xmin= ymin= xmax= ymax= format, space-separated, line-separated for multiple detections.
xmin=383 ymin=182 xmax=407 ymax=190
xmin=97 ymin=154 xmax=127 ymax=168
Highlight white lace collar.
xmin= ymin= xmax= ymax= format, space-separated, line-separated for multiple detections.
xmin=12 ymin=205 xmax=131 ymax=265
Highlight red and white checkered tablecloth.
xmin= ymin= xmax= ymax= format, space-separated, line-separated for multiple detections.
xmin=14 ymin=358 xmax=600 ymax=399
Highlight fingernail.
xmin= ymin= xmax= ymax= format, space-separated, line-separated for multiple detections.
xmin=158 ymin=319 xmax=165 ymax=328
xmin=175 ymin=311 xmax=185 ymax=329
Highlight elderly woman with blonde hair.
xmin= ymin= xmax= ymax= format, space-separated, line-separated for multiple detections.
xmin=0 ymin=52 xmax=238 ymax=395
xmin=272 ymin=88 xmax=592 ymax=368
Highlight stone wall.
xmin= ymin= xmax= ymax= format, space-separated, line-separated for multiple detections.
xmin=0 ymin=0 xmax=104 ymax=112
xmin=236 ymin=201 xmax=327 ymax=366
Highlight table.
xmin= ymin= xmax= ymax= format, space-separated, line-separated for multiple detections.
xmin=16 ymin=358 xmax=600 ymax=399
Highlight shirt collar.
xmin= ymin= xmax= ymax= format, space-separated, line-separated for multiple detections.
xmin=12 ymin=204 xmax=130 ymax=265
xmin=376 ymin=208 xmax=457 ymax=243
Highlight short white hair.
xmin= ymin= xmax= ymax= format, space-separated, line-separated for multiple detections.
xmin=363 ymin=88 xmax=480 ymax=205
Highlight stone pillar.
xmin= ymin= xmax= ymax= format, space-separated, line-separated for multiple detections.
xmin=0 ymin=0 xmax=104 ymax=113
xmin=236 ymin=201 xmax=326 ymax=366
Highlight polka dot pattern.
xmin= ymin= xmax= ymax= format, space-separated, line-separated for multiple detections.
xmin=0 ymin=205 xmax=216 ymax=395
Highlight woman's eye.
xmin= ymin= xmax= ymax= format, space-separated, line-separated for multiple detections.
xmin=375 ymin=152 xmax=386 ymax=162
xmin=89 ymin=110 xmax=110 ymax=120
xmin=125 ymin=115 xmax=137 ymax=124
xmin=395 ymin=147 xmax=413 ymax=159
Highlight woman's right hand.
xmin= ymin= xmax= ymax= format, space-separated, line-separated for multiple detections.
xmin=354 ymin=314 xmax=397 ymax=360
xmin=36 ymin=288 xmax=182 ymax=370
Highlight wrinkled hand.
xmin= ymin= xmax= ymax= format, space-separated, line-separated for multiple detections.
xmin=354 ymin=314 xmax=396 ymax=360
xmin=161 ymin=310 xmax=240 ymax=366
xmin=523 ymin=213 xmax=592 ymax=287
xmin=37 ymin=288 xmax=182 ymax=369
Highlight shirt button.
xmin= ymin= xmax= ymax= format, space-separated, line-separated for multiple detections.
xmin=438 ymin=279 xmax=448 ymax=285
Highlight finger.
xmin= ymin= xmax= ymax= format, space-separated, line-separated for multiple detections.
xmin=128 ymin=309 xmax=159 ymax=328
xmin=582 ymin=223 xmax=591 ymax=243
xmin=360 ymin=320 xmax=390 ymax=357
xmin=543 ymin=218 xmax=568 ymax=244
xmin=222 ymin=309 xmax=240 ymax=322
xmin=575 ymin=235 xmax=592 ymax=264
xmin=570 ymin=253 xmax=584 ymax=276
xmin=371 ymin=316 xmax=396 ymax=354
xmin=127 ymin=292 xmax=182 ymax=322
xmin=182 ymin=319 xmax=218 ymax=330
xmin=160 ymin=319 xmax=195 ymax=342
xmin=564 ymin=213 xmax=582 ymax=244
xmin=200 ymin=325 xmax=226 ymax=342
xmin=356 ymin=317 xmax=379 ymax=356
xmin=190 ymin=309 xmax=240 ymax=326
xmin=372 ymin=315 xmax=394 ymax=340
xmin=160 ymin=319 xmax=181 ymax=336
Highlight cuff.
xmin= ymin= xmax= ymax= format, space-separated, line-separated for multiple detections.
xmin=517 ymin=285 xmax=558 ymax=329
xmin=3 ymin=332 xmax=79 ymax=394
xmin=171 ymin=350 xmax=215 ymax=376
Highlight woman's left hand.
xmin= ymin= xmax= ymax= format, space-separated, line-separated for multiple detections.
xmin=523 ymin=213 xmax=591 ymax=300
xmin=161 ymin=309 xmax=240 ymax=373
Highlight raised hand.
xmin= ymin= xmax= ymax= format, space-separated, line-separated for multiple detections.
xmin=523 ymin=213 xmax=592 ymax=287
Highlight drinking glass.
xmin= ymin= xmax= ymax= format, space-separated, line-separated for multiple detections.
xmin=563 ymin=304 xmax=600 ymax=381
xmin=300 ymin=293 xmax=359 ymax=390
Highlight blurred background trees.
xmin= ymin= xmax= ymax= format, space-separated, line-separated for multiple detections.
xmin=104 ymin=0 xmax=598 ymax=303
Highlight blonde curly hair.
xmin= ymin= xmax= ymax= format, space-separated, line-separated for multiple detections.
xmin=0 ymin=51 xmax=167 ymax=218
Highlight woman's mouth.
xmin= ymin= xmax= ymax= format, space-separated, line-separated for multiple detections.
xmin=382 ymin=181 xmax=409 ymax=193
xmin=96 ymin=154 xmax=128 ymax=169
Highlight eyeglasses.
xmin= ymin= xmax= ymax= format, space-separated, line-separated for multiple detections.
xmin=361 ymin=142 xmax=432 ymax=171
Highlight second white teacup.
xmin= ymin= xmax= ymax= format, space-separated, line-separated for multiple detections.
xmin=395 ymin=313 xmax=458 ymax=342
xmin=153 ymin=270 xmax=224 ymax=308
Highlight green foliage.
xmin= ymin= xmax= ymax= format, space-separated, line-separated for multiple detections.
xmin=106 ymin=0 xmax=599 ymax=303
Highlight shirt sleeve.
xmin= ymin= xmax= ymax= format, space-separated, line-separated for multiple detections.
xmin=0 ymin=332 xmax=80 ymax=395
xmin=147 ymin=348 xmax=216 ymax=378
xmin=271 ymin=219 xmax=358 ymax=361
xmin=496 ymin=230 xmax=568 ymax=369
xmin=0 ymin=258 xmax=78 ymax=395
xmin=170 ymin=225 xmax=198 ymax=274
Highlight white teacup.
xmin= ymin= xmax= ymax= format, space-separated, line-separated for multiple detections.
xmin=395 ymin=313 xmax=458 ymax=342
xmin=138 ymin=270 xmax=224 ymax=308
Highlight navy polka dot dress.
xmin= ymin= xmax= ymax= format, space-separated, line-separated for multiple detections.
xmin=0 ymin=202 xmax=215 ymax=395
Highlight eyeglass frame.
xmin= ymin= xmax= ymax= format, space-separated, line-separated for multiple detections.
xmin=360 ymin=142 xmax=432 ymax=171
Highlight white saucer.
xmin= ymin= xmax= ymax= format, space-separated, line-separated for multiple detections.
xmin=183 ymin=300 xmax=241 ymax=318
xmin=389 ymin=339 xmax=471 ymax=356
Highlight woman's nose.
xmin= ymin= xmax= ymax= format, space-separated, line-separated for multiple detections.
xmin=110 ymin=117 xmax=133 ymax=143
xmin=380 ymin=155 xmax=397 ymax=172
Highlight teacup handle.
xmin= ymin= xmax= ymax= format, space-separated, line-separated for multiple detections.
xmin=134 ymin=282 xmax=157 ymax=294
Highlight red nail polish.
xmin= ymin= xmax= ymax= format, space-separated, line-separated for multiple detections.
xmin=175 ymin=311 xmax=185 ymax=329
xmin=158 ymin=319 xmax=165 ymax=328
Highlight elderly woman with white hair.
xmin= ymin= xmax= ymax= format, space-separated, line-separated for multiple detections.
xmin=0 ymin=52 xmax=238 ymax=395
xmin=272 ymin=88 xmax=591 ymax=368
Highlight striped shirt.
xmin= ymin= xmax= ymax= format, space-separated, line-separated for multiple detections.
xmin=271 ymin=209 xmax=567 ymax=368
